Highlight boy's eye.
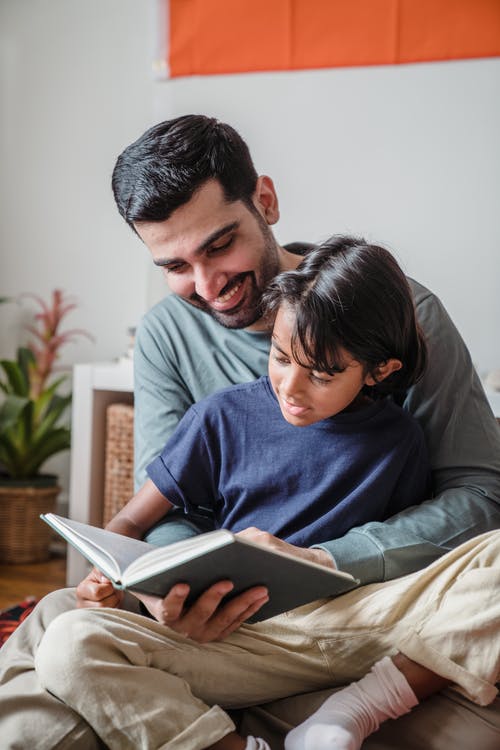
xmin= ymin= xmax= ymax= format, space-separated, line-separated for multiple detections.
xmin=310 ymin=372 xmax=333 ymax=385
xmin=272 ymin=353 xmax=290 ymax=365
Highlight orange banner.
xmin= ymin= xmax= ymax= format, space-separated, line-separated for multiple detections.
xmin=168 ymin=0 xmax=500 ymax=78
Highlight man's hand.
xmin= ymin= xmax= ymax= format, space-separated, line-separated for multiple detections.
xmin=76 ymin=567 xmax=124 ymax=609
xmin=138 ymin=527 xmax=334 ymax=642
xmin=236 ymin=527 xmax=336 ymax=569
xmin=143 ymin=581 xmax=269 ymax=643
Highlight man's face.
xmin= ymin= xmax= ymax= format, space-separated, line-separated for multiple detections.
xmin=268 ymin=306 xmax=371 ymax=427
xmin=134 ymin=179 xmax=281 ymax=330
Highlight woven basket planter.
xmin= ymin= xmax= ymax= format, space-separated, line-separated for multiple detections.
xmin=0 ymin=477 xmax=60 ymax=564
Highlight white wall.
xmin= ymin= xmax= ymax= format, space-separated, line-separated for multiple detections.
xmin=0 ymin=0 xmax=156 ymax=364
xmin=2 ymin=2 xmax=499 ymax=495
xmin=0 ymin=0 xmax=158 ymax=495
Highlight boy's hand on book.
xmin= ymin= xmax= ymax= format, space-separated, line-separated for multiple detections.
xmin=236 ymin=528 xmax=336 ymax=570
xmin=155 ymin=581 xmax=270 ymax=643
xmin=76 ymin=567 xmax=124 ymax=609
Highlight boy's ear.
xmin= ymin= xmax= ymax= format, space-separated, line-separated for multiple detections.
xmin=364 ymin=358 xmax=402 ymax=386
xmin=253 ymin=175 xmax=280 ymax=225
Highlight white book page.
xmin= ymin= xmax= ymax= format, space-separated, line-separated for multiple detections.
xmin=42 ymin=514 xmax=155 ymax=582
xmin=123 ymin=529 xmax=234 ymax=585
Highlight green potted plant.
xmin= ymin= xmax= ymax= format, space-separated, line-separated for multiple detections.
xmin=0 ymin=290 xmax=91 ymax=563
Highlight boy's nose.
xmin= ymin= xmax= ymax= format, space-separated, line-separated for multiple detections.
xmin=281 ymin=369 xmax=304 ymax=399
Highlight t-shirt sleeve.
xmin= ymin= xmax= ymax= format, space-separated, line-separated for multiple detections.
xmin=134 ymin=312 xmax=194 ymax=492
xmin=146 ymin=406 xmax=219 ymax=514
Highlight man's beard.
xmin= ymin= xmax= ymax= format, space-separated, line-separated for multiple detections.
xmin=187 ymin=221 xmax=281 ymax=330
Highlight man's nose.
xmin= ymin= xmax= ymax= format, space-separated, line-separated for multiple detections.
xmin=193 ymin=267 xmax=226 ymax=301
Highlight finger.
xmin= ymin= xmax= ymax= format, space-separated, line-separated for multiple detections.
xmin=190 ymin=586 xmax=269 ymax=642
xmin=97 ymin=572 xmax=112 ymax=584
xmin=235 ymin=527 xmax=264 ymax=543
xmin=86 ymin=567 xmax=109 ymax=583
xmin=164 ymin=580 xmax=235 ymax=633
xmin=90 ymin=582 xmax=116 ymax=601
xmin=215 ymin=595 xmax=270 ymax=641
xmin=236 ymin=526 xmax=261 ymax=537
xmin=77 ymin=579 xmax=116 ymax=604
xmin=78 ymin=569 xmax=109 ymax=592
xmin=159 ymin=583 xmax=192 ymax=624
xmin=237 ymin=528 xmax=277 ymax=549
xmin=76 ymin=583 xmax=121 ymax=607
xmin=77 ymin=590 xmax=122 ymax=609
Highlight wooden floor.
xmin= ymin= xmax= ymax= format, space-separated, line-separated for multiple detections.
xmin=0 ymin=546 xmax=67 ymax=610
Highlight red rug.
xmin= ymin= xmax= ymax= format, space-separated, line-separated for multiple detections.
xmin=0 ymin=597 xmax=38 ymax=647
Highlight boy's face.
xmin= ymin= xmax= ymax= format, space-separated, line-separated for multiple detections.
xmin=134 ymin=178 xmax=281 ymax=331
xmin=269 ymin=306 xmax=373 ymax=427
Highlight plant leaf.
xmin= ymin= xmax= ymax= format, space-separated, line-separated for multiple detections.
xmin=0 ymin=359 xmax=29 ymax=396
xmin=0 ymin=394 xmax=30 ymax=433
xmin=0 ymin=432 xmax=23 ymax=477
xmin=33 ymin=393 xmax=72 ymax=441
xmin=17 ymin=347 xmax=36 ymax=385
xmin=20 ymin=427 xmax=71 ymax=477
xmin=33 ymin=375 xmax=68 ymax=421
xmin=18 ymin=399 xmax=34 ymax=452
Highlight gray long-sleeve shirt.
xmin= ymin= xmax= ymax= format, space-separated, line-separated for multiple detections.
xmin=134 ymin=276 xmax=500 ymax=584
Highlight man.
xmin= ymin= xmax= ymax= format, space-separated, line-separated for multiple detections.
xmin=1 ymin=115 xmax=499 ymax=748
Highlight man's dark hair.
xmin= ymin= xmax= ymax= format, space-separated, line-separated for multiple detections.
xmin=263 ymin=235 xmax=427 ymax=396
xmin=112 ymin=115 xmax=259 ymax=228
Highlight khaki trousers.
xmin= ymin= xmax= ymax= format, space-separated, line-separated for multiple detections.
xmin=1 ymin=531 xmax=500 ymax=749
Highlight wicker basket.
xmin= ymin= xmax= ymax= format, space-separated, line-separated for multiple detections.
xmin=0 ymin=482 xmax=60 ymax=563
xmin=103 ymin=403 xmax=135 ymax=526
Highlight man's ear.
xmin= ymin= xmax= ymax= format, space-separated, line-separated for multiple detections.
xmin=253 ymin=175 xmax=280 ymax=225
xmin=364 ymin=358 xmax=403 ymax=386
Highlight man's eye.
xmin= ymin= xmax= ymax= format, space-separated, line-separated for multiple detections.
xmin=163 ymin=263 xmax=186 ymax=274
xmin=208 ymin=237 xmax=233 ymax=254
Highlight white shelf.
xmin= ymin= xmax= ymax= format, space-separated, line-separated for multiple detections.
xmin=67 ymin=360 xmax=134 ymax=584
xmin=86 ymin=358 xmax=134 ymax=390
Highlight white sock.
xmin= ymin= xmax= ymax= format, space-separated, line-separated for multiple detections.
xmin=245 ymin=736 xmax=271 ymax=750
xmin=284 ymin=657 xmax=418 ymax=750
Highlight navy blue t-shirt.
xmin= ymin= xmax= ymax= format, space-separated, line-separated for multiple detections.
xmin=147 ymin=376 xmax=430 ymax=548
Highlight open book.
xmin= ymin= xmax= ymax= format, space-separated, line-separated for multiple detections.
xmin=42 ymin=513 xmax=360 ymax=622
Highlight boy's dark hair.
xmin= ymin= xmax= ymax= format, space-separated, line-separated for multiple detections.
xmin=112 ymin=115 xmax=258 ymax=229
xmin=263 ymin=236 xmax=427 ymax=396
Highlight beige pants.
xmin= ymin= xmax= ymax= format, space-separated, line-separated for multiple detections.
xmin=1 ymin=532 xmax=500 ymax=749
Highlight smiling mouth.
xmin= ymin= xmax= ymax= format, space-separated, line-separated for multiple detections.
xmin=216 ymin=279 xmax=243 ymax=304
xmin=209 ymin=274 xmax=249 ymax=312
xmin=282 ymin=399 xmax=309 ymax=417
